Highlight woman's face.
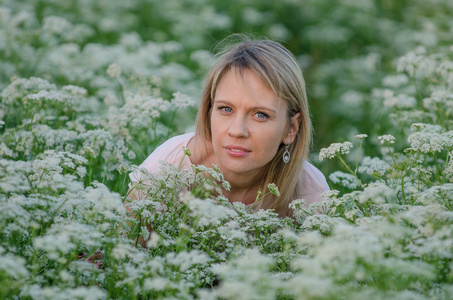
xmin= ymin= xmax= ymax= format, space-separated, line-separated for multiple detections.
xmin=210 ymin=69 xmax=300 ymax=179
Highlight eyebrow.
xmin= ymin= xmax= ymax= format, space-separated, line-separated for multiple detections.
xmin=213 ymin=100 xmax=278 ymax=114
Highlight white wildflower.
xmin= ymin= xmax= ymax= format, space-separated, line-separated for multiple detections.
xmin=208 ymin=248 xmax=278 ymax=300
xmin=1 ymin=77 xmax=57 ymax=105
xmin=179 ymin=191 xmax=195 ymax=204
xmin=0 ymin=160 xmax=33 ymax=193
xmin=127 ymin=150 xmax=136 ymax=159
xmin=329 ymin=171 xmax=361 ymax=189
xmin=340 ymin=90 xmax=364 ymax=106
xmin=34 ymin=222 xmax=102 ymax=260
xmin=0 ymin=142 xmax=18 ymax=158
xmin=242 ymin=7 xmax=265 ymax=25
xmin=407 ymin=124 xmax=446 ymax=153
xmin=103 ymin=95 xmax=120 ymax=106
xmin=396 ymin=47 xmax=437 ymax=78
xmin=319 ymin=141 xmax=353 ymax=161
xmin=289 ymin=199 xmax=309 ymax=224
xmin=358 ymin=156 xmax=391 ymax=177
xmin=357 ymin=184 xmax=396 ymax=205
xmin=423 ymin=90 xmax=453 ymax=111
xmin=345 ymin=209 xmax=362 ymax=221
xmin=267 ymin=183 xmax=280 ymax=197
xmin=354 ymin=134 xmax=368 ymax=139
xmin=27 ymin=90 xmax=64 ymax=102
xmin=442 ymin=131 xmax=453 ymax=148
xmin=378 ymin=134 xmax=396 ymax=144
xmin=218 ymin=223 xmax=247 ymax=242
xmin=80 ymin=183 xmax=127 ymax=220
xmin=285 ymin=273 xmax=335 ymax=299
xmin=62 ymin=84 xmax=87 ymax=96
xmin=112 ymin=243 xmax=136 ymax=260
xmin=0 ymin=251 xmax=29 ymax=280
xmin=383 ymin=90 xmax=416 ymax=108
xmin=119 ymin=32 xmax=143 ymax=49
xmin=106 ymin=63 xmax=121 ymax=78
xmin=146 ymin=232 xmax=161 ymax=248
xmin=143 ymin=277 xmax=172 ymax=292
xmin=410 ymin=123 xmax=428 ymax=131
xmin=165 ymin=250 xmax=211 ymax=272
xmin=289 ymin=198 xmax=307 ymax=211
xmin=23 ymin=285 xmax=106 ymax=300
xmin=186 ymin=197 xmax=237 ymax=226
xmin=445 ymin=152 xmax=453 ymax=181
xmin=418 ymin=184 xmax=453 ymax=208
xmin=321 ymin=190 xmax=340 ymax=200
xmin=42 ymin=16 xmax=72 ymax=35
xmin=267 ymin=23 xmax=291 ymax=40
xmin=382 ymin=74 xmax=409 ymax=88
xmin=171 ymin=91 xmax=194 ymax=108
xmin=190 ymin=49 xmax=216 ymax=69
xmin=302 ymin=214 xmax=348 ymax=235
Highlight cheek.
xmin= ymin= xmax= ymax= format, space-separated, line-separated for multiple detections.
xmin=210 ymin=113 xmax=230 ymax=135
xmin=210 ymin=118 xmax=222 ymax=147
xmin=259 ymin=134 xmax=282 ymax=155
xmin=263 ymin=127 xmax=287 ymax=153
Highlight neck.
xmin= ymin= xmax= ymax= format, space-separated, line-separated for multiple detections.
xmin=222 ymin=180 xmax=260 ymax=205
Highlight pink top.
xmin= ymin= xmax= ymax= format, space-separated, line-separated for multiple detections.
xmin=130 ymin=132 xmax=330 ymax=206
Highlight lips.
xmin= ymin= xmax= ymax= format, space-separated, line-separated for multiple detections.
xmin=224 ymin=145 xmax=251 ymax=157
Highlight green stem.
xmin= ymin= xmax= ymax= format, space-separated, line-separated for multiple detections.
xmin=116 ymin=78 xmax=125 ymax=105
xmin=431 ymin=152 xmax=442 ymax=184
xmin=413 ymin=69 xmax=423 ymax=103
xmin=133 ymin=214 xmax=143 ymax=247
xmin=420 ymin=170 xmax=434 ymax=186
xmin=445 ymin=149 xmax=451 ymax=169
xmin=337 ymin=155 xmax=364 ymax=188
xmin=87 ymin=156 xmax=94 ymax=185
xmin=399 ymin=151 xmax=423 ymax=205
xmin=400 ymin=176 xmax=407 ymax=205
xmin=402 ymin=151 xmax=423 ymax=178
xmin=122 ymin=185 xmax=135 ymax=202
xmin=355 ymin=139 xmax=364 ymax=173
xmin=387 ymin=143 xmax=399 ymax=169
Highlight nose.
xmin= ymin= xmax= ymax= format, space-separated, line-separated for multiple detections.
xmin=227 ymin=116 xmax=249 ymax=138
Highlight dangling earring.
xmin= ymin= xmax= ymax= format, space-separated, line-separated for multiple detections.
xmin=283 ymin=144 xmax=290 ymax=163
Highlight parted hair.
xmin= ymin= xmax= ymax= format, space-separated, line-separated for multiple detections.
xmin=195 ymin=35 xmax=312 ymax=217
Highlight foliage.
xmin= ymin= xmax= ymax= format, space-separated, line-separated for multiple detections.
xmin=1 ymin=0 xmax=453 ymax=299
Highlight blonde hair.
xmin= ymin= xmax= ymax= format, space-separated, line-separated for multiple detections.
xmin=195 ymin=35 xmax=312 ymax=217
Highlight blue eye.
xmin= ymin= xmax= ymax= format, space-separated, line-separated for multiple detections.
xmin=256 ymin=112 xmax=269 ymax=119
xmin=219 ymin=106 xmax=232 ymax=113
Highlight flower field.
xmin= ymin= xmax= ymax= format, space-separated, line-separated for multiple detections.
xmin=1 ymin=0 xmax=453 ymax=299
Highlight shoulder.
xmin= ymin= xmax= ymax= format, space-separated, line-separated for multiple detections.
xmin=142 ymin=132 xmax=194 ymax=166
xmin=130 ymin=132 xmax=194 ymax=181
xmin=299 ymin=161 xmax=330 ymax=205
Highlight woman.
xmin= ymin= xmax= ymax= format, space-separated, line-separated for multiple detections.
xmin=130 ymin=36 xmax=329 ymax=218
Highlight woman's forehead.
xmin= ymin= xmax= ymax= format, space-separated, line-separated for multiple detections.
xmin=214 ymin=69 xmax=288 ymax=111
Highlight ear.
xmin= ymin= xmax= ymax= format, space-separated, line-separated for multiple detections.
xmin=283 ymin=112 xmax=301 ymax=144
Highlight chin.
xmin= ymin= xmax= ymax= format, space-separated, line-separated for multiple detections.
xmin=224 ymin=161 xmax=262 ymax=175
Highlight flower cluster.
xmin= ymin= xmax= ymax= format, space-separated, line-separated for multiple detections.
xmin=318 ymin=141 xmax=353 ymax=161
xmin=378 ymin=134 xmax=396 ymax=144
